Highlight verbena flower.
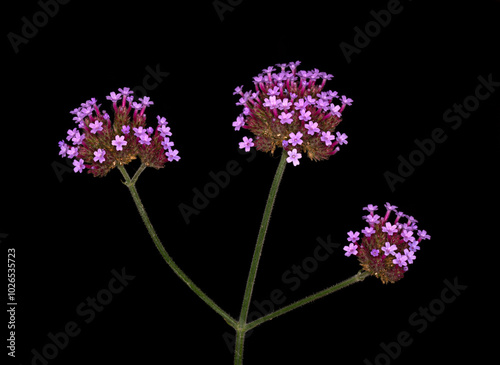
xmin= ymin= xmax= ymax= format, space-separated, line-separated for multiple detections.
xmin=58 ymin=88 xmax=180 ymax=177
xmin=232 ymin=61 xmax=353 ymax=165
xmin=343 ymin=202 xmax=430 ymax=284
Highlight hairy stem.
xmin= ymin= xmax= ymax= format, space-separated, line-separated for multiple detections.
xmin=245 ymin=270 xmax=370 ymax=332
xmin=235 ymin=151 xmax=288 ymax=364
xmin=233 ymin=328 xmax=246 ymax=365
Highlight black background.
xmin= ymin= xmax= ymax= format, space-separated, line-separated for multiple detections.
xmin=3 ymin=0 xmax=499 ymax=364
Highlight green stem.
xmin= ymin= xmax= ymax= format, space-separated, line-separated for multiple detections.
xmin=235 ymin=151 xmax=288 ymax=364
xmin=234 ymin=329 xmax=246 ymax=365
xmin=117 ymin=163 xmax=238 ymax=329
xmin=130 ymin=162 xmax=147 ymax=185
xmin=245 ymin=270 xmax=370 ymax=332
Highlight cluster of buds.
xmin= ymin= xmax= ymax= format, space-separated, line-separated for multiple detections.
xmin=232 ymin=61 xmax=353 ymax=166
xmin=58 ymin=87 xmax=180 ymax=177
xmin=343 ymin=203 xmax=431 ymax=284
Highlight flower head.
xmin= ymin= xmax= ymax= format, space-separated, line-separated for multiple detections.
xmin=57 ymin=89 xmax=180 ymax=177
xmin=232 ymin=61 xmax=352 ymax=165
xmin=344 ymin=202 xmax=430 ymax=284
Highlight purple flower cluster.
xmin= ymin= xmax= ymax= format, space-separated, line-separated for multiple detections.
xmin=58 ymin=88 xmax=180 ymax=177
xmin=232 ymin=61 xmax=352 ymax=166
xmin=343 ymin=203 xmax=430 ymax=284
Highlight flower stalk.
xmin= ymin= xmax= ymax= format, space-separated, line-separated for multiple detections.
xmin=245 ymin=270 xmax=369 ymax=332
xmin=238 ymin=151 xmax=287 ymax=327
xmin=234 ymin=151 xmax=287 ymax=364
